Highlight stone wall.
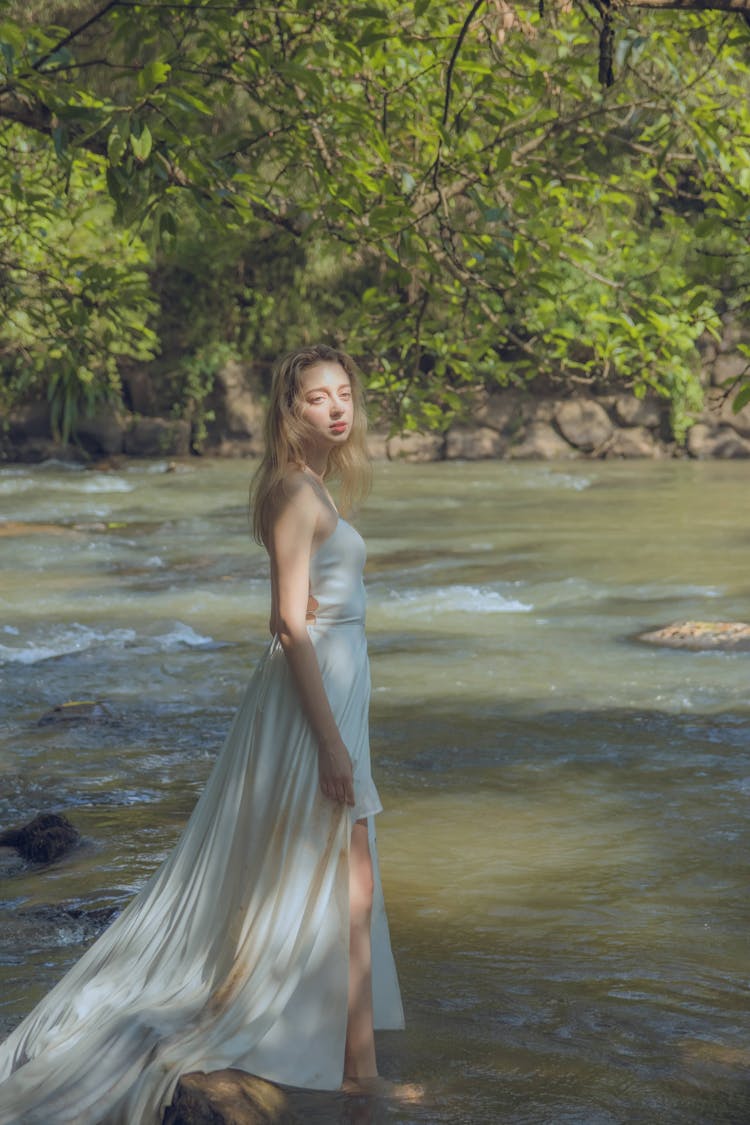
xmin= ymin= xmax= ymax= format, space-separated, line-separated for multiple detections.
xmin=2 ymin=333 xmax=748 ymax=463
xmin=373 ymin=389 xmax=670 ymax=462
xmin=373 ymin=324 xmax=750 ymax=462
xmin=376 ymin=378 xmax=750 ymax=463
xmin=0 ymin=358 xmax=264 ymax=464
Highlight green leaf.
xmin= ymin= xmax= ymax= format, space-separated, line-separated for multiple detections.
xmin=349 ymin=6 xmax=388 ymax=17
xmin=165 ymin=88 xmax=213 ymax=116
xmin=137 ymin=59 xmax=171 ymax=94
xmin=105 ymin=165 xmax=126 ymax=202
xmin=159 ymin=210 xmax=177 ymax=238
xmin=733 ymin=383 xmax=750 ymax=413
xmin=107 ymin=127 xmax=127 ymax=166
xmin=130 ymin=125 xmax=153 ymax=162
xmin=357 ymin=26 xmax=391 ymax=47
xmin=52 ymin=125 xmax=68 ymax=160
xmin=0 ymin=39 xmax=14 ymax=76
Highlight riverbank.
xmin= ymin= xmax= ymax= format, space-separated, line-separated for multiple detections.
xmin=5 ymin=383 xmax=749 ymax=465
xmin=3 ymin=331 xmax=749 ymax=463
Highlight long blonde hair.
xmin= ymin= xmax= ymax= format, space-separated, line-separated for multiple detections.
xmin=250 ymin=344 xmax=372 ymax=545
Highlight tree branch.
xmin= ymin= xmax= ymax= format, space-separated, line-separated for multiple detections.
xmin=622 ymin=0 xmax=750 ymax=9
xmin=0 ymin=91 xmax=54 ymax=135
xmin=32 ymin=1 xmax=123 ymax=72
xmin=442 ymin=0 xmax=487 ymax=128
xmin=0 ymin=90 xmax=302 ymax=236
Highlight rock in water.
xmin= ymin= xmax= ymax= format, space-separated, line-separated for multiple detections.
xmin=636 ymin=621 xmax=750 ymax=652
xmin=163 ymin=1070 xmax=297 ymax=1124
xmin=38 ymin=700 xmax=112 ymax=725
xmin=0 ymin=812 xmax=80 ymax=863
xmin=0 ymin=522 xmax=78 ymax=538
xmin=7 ymin=904 xmax=118 ymax=951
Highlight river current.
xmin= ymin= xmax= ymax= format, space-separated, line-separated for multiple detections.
xmin=0 ymin=457 xmax=748 ymax=1124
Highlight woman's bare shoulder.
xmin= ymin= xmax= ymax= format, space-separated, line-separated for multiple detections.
xmin=265 ymin=469 xmax=320 ymax=529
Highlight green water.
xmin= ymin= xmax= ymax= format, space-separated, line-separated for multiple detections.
xmin=1 ymin=458 xmax=749 ymax=1124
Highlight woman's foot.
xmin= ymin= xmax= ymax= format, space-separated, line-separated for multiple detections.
xmin=341 ymin=1075 xmax=425 ymax=1103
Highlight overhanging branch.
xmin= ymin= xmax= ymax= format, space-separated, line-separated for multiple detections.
xmin=620 ymin=0 xmax=750 ymax=9
xmin=0 ymin=91 xmax=302 ymax=236
xmin=32 ymin=1 xmax=122 ymax=72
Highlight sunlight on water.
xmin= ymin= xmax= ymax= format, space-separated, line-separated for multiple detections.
xmin=1 ymin=457 xmax=749 ymax=1123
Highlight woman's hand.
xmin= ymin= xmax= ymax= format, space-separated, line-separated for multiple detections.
xmin=317 ymin=737 xmax=355 ymax=806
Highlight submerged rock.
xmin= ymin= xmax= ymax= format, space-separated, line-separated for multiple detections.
xmin=0 ymin=850 xmax=26 ymax=878
xmin=38 ymin=700 xmax=113 ymax=725
xmin=0 ymin=812 xmax=80 ymax=863
xmin=0 ymin=521 xmax=78 ymax=538
xmin=163 ymin=1069 xmax=297 ymax=1124
xmin=636 ymin=621 xmax=750 ymax=652
xmin=4 ymin=903 xmax=118 ymax=951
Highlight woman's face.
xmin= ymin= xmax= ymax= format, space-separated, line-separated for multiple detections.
xmin=298 ymin=362 xmax=354 ymax=448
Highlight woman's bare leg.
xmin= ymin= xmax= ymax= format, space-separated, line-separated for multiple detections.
xmin=342 ymin=821 xmax=426 ymax=1105
xmin=344 ymin=817 xmax=377 ymax=1079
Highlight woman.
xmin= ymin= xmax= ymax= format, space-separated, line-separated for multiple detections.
xmin=0 ymin=344 xmax=405 ymax=1123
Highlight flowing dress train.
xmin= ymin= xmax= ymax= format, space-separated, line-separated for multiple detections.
xmin=0 ymin=517 xmax=404 ymax=1124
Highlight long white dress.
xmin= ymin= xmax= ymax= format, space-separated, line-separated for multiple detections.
xmin=0 ymin=517 xmax=404 ymax=1124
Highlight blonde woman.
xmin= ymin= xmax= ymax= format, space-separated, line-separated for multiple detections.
xmin=0 ymin=344 xmax=405 ymax=1122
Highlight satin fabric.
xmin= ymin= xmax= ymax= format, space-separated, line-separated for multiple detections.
xmin=0 ymin=518 xmax=404 ymax=1124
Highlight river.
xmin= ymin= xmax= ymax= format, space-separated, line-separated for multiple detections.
xmin=0 ymin=457 xmax=748 ymax=1124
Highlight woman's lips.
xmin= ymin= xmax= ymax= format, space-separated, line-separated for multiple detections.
xmin=330 ymin=423 xmax=348 ymax=433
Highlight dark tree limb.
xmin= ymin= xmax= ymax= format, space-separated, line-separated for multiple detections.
xmin=598 ymin=2 xmax=615 ymax=86
xmin=624 ymin=0 xmax=750 ymax=9
xmin=32 ymin=1 xmax=123 ymax=73
xmin=442 ymin=0 xmax=487 ymax=129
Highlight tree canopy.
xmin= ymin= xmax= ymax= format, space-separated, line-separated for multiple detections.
xmin=1 ymin=0 xmax=749 ymax=443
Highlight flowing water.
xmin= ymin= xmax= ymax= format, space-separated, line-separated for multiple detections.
xmin=0 ymin=457 xmax=748 ymax=1124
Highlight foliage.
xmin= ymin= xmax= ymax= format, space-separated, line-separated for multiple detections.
xmin=0 ymin=1 xmax=749 ymax=440
xmin=0 ymin=129 xmax=158 ymax=439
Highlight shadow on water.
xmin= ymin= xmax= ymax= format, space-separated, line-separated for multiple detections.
xmin=368 ymin=692 xmax=750 ymax=1124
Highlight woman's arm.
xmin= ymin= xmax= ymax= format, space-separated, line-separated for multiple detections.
xmin=267 ymin=478 xmax=355 ymax=807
